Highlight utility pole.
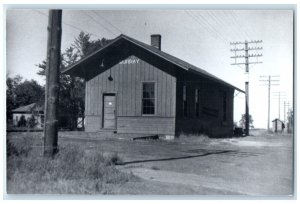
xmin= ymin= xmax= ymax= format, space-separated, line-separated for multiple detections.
xmin=259 ymin=75 xmax=279 ymax=131
xmin=44 ymin=10 xmax=62 ymax=157
xmin=230 ymin=40 xmax=263 ymax=136
xmin=273 ymin=91 xmax=287 ymax=121
xmin=282 ymin=101 xmax=290 ymax=123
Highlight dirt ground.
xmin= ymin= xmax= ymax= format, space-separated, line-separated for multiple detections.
xmin=7 ymin=130 xmax=294 ymax=196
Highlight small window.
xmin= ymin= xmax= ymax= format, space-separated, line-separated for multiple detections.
xmin=142 ymin=82 xmax=155 ymax=115
xmin=195 ymin=89 xmax=200 ymax=117
xmin=183 ymin=85 xmax=187 ymax=117
xmin=223 ymin=92 xmax=227 ymax=121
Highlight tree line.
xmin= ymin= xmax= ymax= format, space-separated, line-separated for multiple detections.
xmin=7 ymin=32 xmax=111 ymax=130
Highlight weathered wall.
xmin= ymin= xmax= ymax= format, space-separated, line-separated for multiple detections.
xmin=175 ymin=71 xmax=234 ymax=137
xmin=85 ymin=54 xmax=176 ymax=135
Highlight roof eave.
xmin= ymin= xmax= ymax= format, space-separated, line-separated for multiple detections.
xmin=61 ymin=34 xmax=125 ymax=75
xmin=62 ymin=34 xmax=245 ymax=93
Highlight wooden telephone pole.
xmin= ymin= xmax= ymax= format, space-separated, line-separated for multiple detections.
xmin=259 ymin=75 xmax=279 ymax=131
xmin=230 ymin=40 xmax=263 ymax=136
xmin=273 ymin=91 xmax=287 ymax=120
xmin=44 ymin=10 xmax=62 ymax=157
xmin=283 ymin=101 xmax=290 ymax=124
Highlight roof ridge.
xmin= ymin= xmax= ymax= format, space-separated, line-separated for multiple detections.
xmin=62 ymin=34 xmax=244 ymax=93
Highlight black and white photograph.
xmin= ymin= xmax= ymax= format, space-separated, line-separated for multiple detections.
xmin=4 ymin=5 xmax=295 ymax=198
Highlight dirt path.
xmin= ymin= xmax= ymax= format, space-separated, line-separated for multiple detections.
xmin=117 ymin=133 xmax=293 ymax=196
xmin=119 ymin=167 xmax=250 ymax=195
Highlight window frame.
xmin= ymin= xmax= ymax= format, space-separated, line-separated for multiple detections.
xmin=183 ymin=84 xmax=188 ymax=117
xmin=222 ymin=91 xmax=227 ymax=122
xmin=195 ymin=88 xmax=200 ymax=117
xmin=141 ymin=81 xmax=157 ymax=116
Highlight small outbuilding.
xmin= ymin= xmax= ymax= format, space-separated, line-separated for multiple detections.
xmin=62 ymin=34 xmax=244 ymax=137
xmin=272 ymin=118 xmax=285 ymax=133
xmin=11 ymin=103 xmax=44 ymax=129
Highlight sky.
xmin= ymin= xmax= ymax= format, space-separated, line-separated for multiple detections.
xmin=6 ymin=9 xmax=293 ymax=128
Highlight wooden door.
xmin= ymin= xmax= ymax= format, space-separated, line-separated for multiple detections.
xmin=103 ymin=94 xmax=116 ymax=129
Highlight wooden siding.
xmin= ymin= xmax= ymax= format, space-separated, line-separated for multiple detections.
xmin=85 ymin=115 xmax=101 ymax=132
xmin=85 ymin=55 xmax=176 ymax=132
xmin=117 ymin=117 xmax=175 ymax=135
xmin=175 ymin=71 xmax=234 ymax=137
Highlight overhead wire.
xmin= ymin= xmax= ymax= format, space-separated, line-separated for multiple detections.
xmin=33 ymin=10 xmax=103 ymax=39
xmin=184 ymin=10 xmax=220 ymax=40
xmin=82 ymin=10 xmax=117 ymax=37
xmin=91 ymin=10 xmax=123 ymax=34
xmin=205 ymin=10 xmax=236 ymax=41
xmin=214 ymin=10 xmax=246 ymax=41
xmin=228 ymin=12 xmax=252 ymax=40
xmin=220 ymin=10 xmax=247 ymax=40
xmin=192 ymin=10 xmax=229 ymax=42
xmin=185 ymin=10 xmax=219 ymax=41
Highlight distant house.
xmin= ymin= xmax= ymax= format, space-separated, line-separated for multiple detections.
xmin=272 ymin=118 xmax=285 ymax=133
xmin=62 ymin=34 xmax=244 ymax=137
xmin=12 ymin=103 xmax=44 ymax=129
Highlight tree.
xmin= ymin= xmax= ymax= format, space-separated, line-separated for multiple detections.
xmin=6 ymin=75 xmax=22 ymax=120
xmin=18 ymin=115 xmax=27 ymax=127
xmin=6 ymin=75 xmax=44 ymax=121
xmin=36 ymin=32 xmax=111 ymax=130
xmin=28 ymin=114 xmax=37 ymax=128
xmin=239 ymin=114 xmax=254 ymax=129
xmin=14 ymin=80 xmax=44 ymax=107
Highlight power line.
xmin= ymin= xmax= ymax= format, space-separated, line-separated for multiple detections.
xmin=207 ymin=10 xmax=245 ymax=41
xmin=228 ymin=12 xmax=252 ymax=40
xmin=186 ymin=10 xmax=228 ymax=42
xmin=220 ymin=10 xmax=247 ymax=40
xmin=82 ymin=11 xmax=117 ymax=37
xmin=184 ymin=10 xmax=223 ymax=41
xmin=195 ymin=11 xmax=229 ymax=42
xmin=33 ymin=10 xmax=103 ymax=39
xmin=91 ymin=11 xmax=123 ymax=34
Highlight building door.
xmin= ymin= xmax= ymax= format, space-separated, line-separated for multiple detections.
xmin=103 ymin=94 xmax=116 ymax=129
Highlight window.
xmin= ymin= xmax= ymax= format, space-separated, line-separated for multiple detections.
xmin=183 ymin=85 xmax=187 ymax=117
xmin=195 ymin=89 xmax=200 ymax=117
xmin=142 ymin=82 xmax=155 ymax=115
xmin=223 ymin=92 xmax=227 ymax=121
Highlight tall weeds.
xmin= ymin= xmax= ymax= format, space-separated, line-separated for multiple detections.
xmin=6 ymin=137 xmax=134 ymax=194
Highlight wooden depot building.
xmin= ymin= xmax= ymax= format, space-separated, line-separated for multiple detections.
xmin=62 ymin=34 xmax=244 ymax=137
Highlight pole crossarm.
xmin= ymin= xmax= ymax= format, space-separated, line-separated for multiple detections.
xmin=231 ymin=62 xmax=263 ymax=65
xmin=230 ymin=47 xmax=263 ymax=52
xmin=230 ymin=39 xmax=263 ymax=136
xmin=230 ymin=54 xmax=263 ymax=58
xmin=230 ymin=40 xmax=262 ymax=45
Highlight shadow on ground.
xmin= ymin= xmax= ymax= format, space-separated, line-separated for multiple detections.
xmin=117 ymin=149 xmax=261 ymax=165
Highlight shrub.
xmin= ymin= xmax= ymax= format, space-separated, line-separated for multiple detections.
xmin=108 ymin=152 xmax=123 ymax=165
xmin=17 ymin=115 xmax=27 ymax=127
xmin=28 ymin=114 xmax=37 ymax=128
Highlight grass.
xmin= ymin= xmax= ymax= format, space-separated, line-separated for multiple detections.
xmin=6 ymin=131 xmax=293 ymax=195
xmin=6 ymin=135 xmax=136 ymax=194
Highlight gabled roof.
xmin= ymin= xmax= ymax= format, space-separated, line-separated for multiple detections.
xmin=62 ymin=34 xmax=244 ymax=93
xmin=12 ymin=103 xmax=44 ymax=113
